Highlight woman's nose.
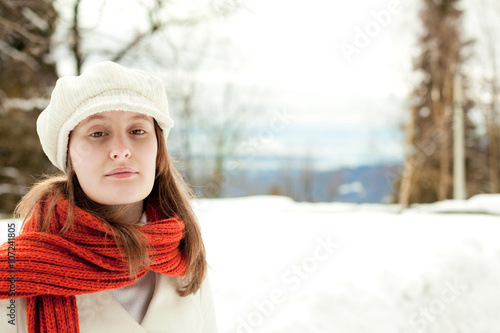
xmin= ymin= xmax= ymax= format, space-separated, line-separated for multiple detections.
xmin=109 ymin=136 xmax=131 ymax=160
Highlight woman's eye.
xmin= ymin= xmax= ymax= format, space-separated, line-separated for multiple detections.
xmin=90 ymin=132 xmax=106 ymax=137
xmin=131 ymin=129 xmax=146 ymax=135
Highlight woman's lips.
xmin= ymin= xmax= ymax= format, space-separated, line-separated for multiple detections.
xmin=105 ymin=167 xmax=138 ymax=178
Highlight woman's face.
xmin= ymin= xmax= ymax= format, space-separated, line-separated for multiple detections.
xmin=68 ymin=111 xmax=157 ymax=206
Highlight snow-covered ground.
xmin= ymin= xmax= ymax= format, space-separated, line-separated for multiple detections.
xmin=194 ymin=195 xmax=500 ymax=333
xmin=2 ymin=195 xmax=500 ymax=332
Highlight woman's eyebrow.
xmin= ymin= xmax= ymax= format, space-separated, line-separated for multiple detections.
xmin=130 ymin=114 xmax=153 ymax=122
xmin=80 ymin=114 xmax=107 ymax=126
xmin=79 ymin=113 xmax=152 ymax=127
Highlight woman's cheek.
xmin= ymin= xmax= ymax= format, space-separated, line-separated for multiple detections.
xmin=71 ymin=140 xmax=93 ymax=161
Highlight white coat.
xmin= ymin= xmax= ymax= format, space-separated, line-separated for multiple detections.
xmin=0 ymin=273 xmax=218 ymax=333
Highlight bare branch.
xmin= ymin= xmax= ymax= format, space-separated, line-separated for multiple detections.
xmin=0 ymin=15 xmax=43 ymax=43
xmin=111 ymin=0 xmax=164 ymax=63
xmin=0 ymin=40 xmax=40 ymax=71
xmin=111 ymin=33 xmax=146 ymax=63
xmin=21 ymin=7 xmax=49 ymax=31
xmin=70 ymin=0 xmax=83 ymax=74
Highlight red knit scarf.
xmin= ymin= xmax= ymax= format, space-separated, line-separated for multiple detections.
xmin=0 ymin=197 xmax=187 ymax=333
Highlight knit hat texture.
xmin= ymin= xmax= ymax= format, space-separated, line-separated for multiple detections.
xmin=37 ymin=61 xmax=174 ymax=172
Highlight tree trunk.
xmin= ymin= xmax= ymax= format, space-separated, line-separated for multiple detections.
xmin=399 ymin=105 xmax=417 ymax=207
xmin=488 ymin=90 xmax=499 ymax=193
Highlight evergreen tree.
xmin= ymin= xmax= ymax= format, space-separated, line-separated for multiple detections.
xmin=0 ymin=0 xmax=59 ymax=215
xmin=398 ymin=0 xmax=486 ymax=205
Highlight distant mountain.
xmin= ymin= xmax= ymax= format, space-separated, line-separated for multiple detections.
xmin=209 ymin=164 xmax=401 ymax=204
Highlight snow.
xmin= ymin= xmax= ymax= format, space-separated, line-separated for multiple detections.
xmin=411 ymin=194 xmax=500 ymax=215
xmin=192 ymin=195 xmax=500 ymax=332
xmin=338 ymin=181 xmax=365 ymax=195
xmin=1 ymin=194 xmax=500 ymax=332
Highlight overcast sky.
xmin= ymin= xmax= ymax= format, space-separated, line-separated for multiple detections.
xmin=212 ymin=0 xmax=419 ymax=168
xmin=54 ymin=0 xmax=497 ymax=170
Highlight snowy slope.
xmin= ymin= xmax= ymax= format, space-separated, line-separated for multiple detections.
xmin=1 ymin=195 xmax=500 ymax=332
xmin=193 ymin=195 xmax=500 ymax=333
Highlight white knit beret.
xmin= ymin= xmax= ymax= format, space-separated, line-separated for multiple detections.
xmin=37 ymin=61 xmax=174 ymax=173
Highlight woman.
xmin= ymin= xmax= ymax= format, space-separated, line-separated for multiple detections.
xmin=0 ymin=61 xmax=217 ymax=332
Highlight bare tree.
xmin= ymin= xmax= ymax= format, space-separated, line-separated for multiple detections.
xmin=60 ymin=0 xmax=244 ymax=74
xmin=199 ymin=80 xmax=271 ymax=198
xmin=298 ymin=149 xmax=317 ymax=202
xmin=57 ymin=0 xmax=257 ymax=197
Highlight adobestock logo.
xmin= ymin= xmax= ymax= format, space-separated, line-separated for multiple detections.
xmin=403 ymin=277 xmax=468 ymax=333
xmin=339 ymin=0 xmax=401 ymax=64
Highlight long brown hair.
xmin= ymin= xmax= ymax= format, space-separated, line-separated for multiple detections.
xmin=15 ymin=121 xmax=206 ymax=296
